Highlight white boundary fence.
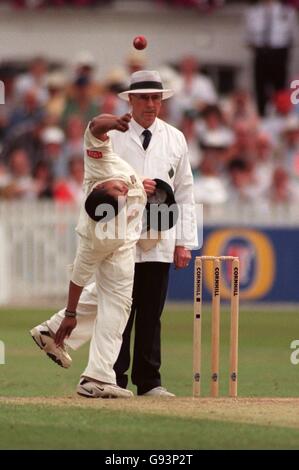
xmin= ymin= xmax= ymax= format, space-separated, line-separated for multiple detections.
xmin=0 ymin=201 xmax=78 ymax=304
xmin=0 ymin=224 xmax=9 ymax=304
xmin=0 ymin=201 xmax=298 ymax=305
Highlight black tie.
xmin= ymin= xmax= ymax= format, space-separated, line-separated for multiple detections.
xmin=142 ymin=129 xmax=152 ymax=150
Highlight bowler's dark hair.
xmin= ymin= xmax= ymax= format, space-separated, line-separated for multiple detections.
xmin=85 ymin=187 xmax=119 ymax=222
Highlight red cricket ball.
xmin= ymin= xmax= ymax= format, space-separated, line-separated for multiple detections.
xmin=133 ymin=36 xmax=147 ymax=50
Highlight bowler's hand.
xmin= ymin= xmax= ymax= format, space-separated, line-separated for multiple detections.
xmin=113 ymin=113 xmax=132 ymax=132
xmin=89 ymin=113 xmax=132 ymax=138
xmin=174 ymin=246 xmax=191 ymax=270
xmin=143 ymin=179 xmax=156 ymax=196
xmin=55 ymin=317 xmax=77 ymax=347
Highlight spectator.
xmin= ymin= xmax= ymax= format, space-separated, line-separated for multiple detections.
xmin=197 ymin=104 xmax=235 ymax=149
xmin=268 ymin=166 xmax=299 ymax=203
xmin=1 ymin=148 xmax=35 ymax=200
xmin=170 ymin=55 xmax=218 ymax=125
xmin=14 ymin=56 xmax=49 ymax=106
xmin=193 ymin=154 xmax=228 ymax=205
xmin=0 ymin=162 xmax=10 ymax=194
xmin=53 ymin=156 xmax=84 ymax=205
xmin=125 ymin=51 xmax=147 ymax=78
xmin=1 ymin=117 xmax=45 ymax=169
xmin=101 ymin=68 xmax=128 ymax=116
xmin=227 ymin=157 xmax=259 ymax=203
xmin=71 ymin=50 xmax=102 ymax=100
xmin=101 ymin=90 xmax=127 ymax=116
xmin=254 ymin=131 xmax=275 ymax=193
xmin=45 ymin=71 xmax=67 ymax=122
xmin=278 ymin=114 xmax=299 ymax=177
xmin=179 ymin=110 xmax=202 ymax=171
xmin=61 ymin=76 xmax=100 ymax=127
xmin=7 ymin=88 xmax=45 ymax=136
xmin=245 ymin=0 xmax=297 ymax=116
xmin=41 ymin=126 xmax=67 ymax=178
xmin=223 ymin=88 xmax=259 ymax=132
xmin=197 ymin=105 xmax=235 ymax=170
xmin=33 ymin=160 xmax=54 ymax=199
xmin=0 ymin=67 xmax=17 ymax=144
xmin=64 ymin=114 xmax=84 ymax=159
xmin=261 ymin=89 xmax=296 ymax=145
xmin=231 ymin=121 xmax=258 ymax=163
xmin=199 ymin=132 xmax=234 ymax=174
xmin=158 ymin=65 xmax=182 ymax=124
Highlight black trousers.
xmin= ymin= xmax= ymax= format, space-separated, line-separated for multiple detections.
xmin=254 ymin=47 xmax=289 ymax=116
xmin=114 ymin=262 xmax=170 ymax=395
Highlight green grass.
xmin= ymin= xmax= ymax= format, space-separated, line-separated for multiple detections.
xmin=1 ymin=404 xmax=299 ymax=450
xmin=0 ymin=306 xmax=299 ymax=449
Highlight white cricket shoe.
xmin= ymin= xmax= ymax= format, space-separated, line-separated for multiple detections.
xmin=77 ymin=378 xmax=134 ymax=399
xmin=30 ymin=324 xmax=72 ymax=369
xmin=141 ymin=386 xmax=175 ymax=397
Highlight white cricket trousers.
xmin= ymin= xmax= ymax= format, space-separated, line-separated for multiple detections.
xmin=47 ymin=246 xmax=135 ymax=385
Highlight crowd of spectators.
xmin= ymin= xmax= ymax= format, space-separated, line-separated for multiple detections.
xmin=7 ymin=0 xmax=224 ymax=9
xmin=1 ymin=37 xmax=299 ymax=209
xmin=162 ymin=55 xmax=299 ymax=210
xmin=5 ymin=1 xmax=299 ymax=10
xmin=9 ymin=0 xmax=113 ymax=8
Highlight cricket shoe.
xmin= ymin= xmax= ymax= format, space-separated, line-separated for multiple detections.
xmin=30 ymin=323 xmax=72 ymax=368
xmin=77 ymin=378 xmax=134 ymax=399
xmin=141 ymin=386 xmax=175 ymax=397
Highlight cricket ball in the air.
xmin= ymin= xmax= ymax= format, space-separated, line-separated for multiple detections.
xmin=133 ymin=36 xmax=147 ymax=50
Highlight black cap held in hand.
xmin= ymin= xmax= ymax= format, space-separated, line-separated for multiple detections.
xmin=143 ymin=179 xmax=178 ymax=232
xmin=152 ymin=179 xmax=176 ymax=206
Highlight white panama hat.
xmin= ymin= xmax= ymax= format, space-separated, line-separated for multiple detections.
xmin=118 ymin=70 xmax=174 ymax=101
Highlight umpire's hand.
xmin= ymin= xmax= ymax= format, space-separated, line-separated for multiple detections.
xmin=143 ymin=179 xmax=157 ymax=196
xmin=55 ymin=317 xmax=77 ymax=347
xmin=174 ymin=246 xmax=191 ymax=270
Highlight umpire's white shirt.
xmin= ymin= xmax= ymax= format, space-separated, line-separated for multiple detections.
xmin=109 ymin=117 xmax=198 ymax=263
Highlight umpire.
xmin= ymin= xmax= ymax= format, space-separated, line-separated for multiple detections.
xmin=112 ymin=70 xmax=198 ymax=396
